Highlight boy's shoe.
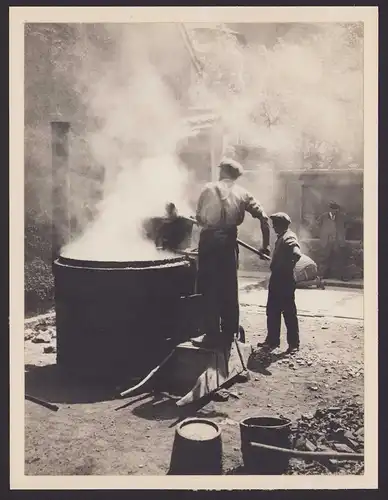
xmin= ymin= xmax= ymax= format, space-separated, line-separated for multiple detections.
xmin=257 ymin=340 xmax=280 ymax=350
xmin=286 ymin=344 xmax=299 ymax=354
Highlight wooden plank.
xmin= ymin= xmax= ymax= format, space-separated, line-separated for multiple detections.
xmin=176 ymin=341 xmax=251 ymax=407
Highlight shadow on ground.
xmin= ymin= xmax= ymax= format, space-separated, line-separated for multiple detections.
xmin=247 ymin=348 xmax=290 ymax=376
xmin=25 ymin=363 xmax=124 ymax=404
xmin=240 ymin=280 xmax=268 ymax=293
xmin=131 ymin=392 xmax=230 ymax=426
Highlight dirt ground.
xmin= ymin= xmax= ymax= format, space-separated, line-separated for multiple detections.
xmin=24 ymin=301 xmax=364 ymax=476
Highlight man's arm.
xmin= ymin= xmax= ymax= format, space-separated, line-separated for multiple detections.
xmin=285 ymin=234 xmax=302 ymax=267
xmin=260 ymin=218 xmax=270 ymax=250
xmin=244 ymin=192 xmax=270 ymax=250
xmin=292 ymin=246 xmax=302 ymax=266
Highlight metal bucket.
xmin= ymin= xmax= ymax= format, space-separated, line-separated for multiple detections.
xmin=169 ymin=418 xmax=222 ymax=475
xmin=240 ymin=416 xmax=292 ymax=474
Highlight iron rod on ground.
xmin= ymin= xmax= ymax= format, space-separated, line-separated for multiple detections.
xmin=250 ymin=441 xmax=364 ymax=461
xmin=25 ymin=394 xmax=59 ymax=412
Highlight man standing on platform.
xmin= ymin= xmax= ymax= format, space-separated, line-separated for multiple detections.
xmin=191 ymin=159 xmax=270 ymax=349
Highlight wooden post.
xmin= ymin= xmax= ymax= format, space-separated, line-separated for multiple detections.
xmin=51 ymin=121 xmax=71 ymax=262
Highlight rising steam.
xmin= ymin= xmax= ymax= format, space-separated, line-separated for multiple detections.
xmin=26 ymin=22 xmax=363 ymax=260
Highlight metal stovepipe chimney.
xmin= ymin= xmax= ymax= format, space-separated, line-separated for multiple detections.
xmin=51 ymin=121 xmax=71 ymax=262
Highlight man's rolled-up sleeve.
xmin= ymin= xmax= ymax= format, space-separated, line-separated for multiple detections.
xmin=196 ymin=186 xmax=210 ymax=226
xmin=244 ymin=191 xmax=269 ymax=222
xmin=284 ymin=234 xmax=302 ymax=262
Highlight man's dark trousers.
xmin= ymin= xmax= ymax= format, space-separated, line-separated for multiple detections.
xmin=197 ymin=228 xmax=239 ymax=342
xmin=266 ymin=272 xmax=299 ymax=347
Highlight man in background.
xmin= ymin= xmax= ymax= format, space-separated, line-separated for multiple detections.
xmin=191 ymin=158 xmax=270 ymax=349
xmin=317 ymin=201 xmax=348 ymax=280
xmin=259 ymin=212 xmax=302 ymax=353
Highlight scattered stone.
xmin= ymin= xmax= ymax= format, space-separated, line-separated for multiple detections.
xmin=32 ymin=332 xmax=51 ymax=344
xmin=138 ymin=464 xmax=144 ymax=468
xmin=304 ymin=439 xmax=317 ymax=452
xmin=341 ymin=431 xmax=360 ymax=450
xmin=295 ymin=437 xmax=306 ymax=450
xmin=43 ymin=345 xmax=56 ymax=354
xmin=212 ymin=390 xmax=229 ymax=402
xmin=288 ymin=399 xmax=364 ymax=474
xmin=343 ymin=430 xmax=356 ymax=440
xmin=24 ymin=328 xmax=35 ymax=341
xmin=222 ymin=418 xmax=238 ymax=426
xmin=308 ymin=386 xmax=319 ymax=391
xmin=267 ymin=403 xmax=272 ymax=408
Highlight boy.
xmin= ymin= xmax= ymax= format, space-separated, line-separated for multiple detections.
xmin=259 ymin=212 xmax=302 ymax=353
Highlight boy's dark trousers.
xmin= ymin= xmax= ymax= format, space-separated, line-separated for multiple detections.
xmin=266 ymin=272 xmax=299 ymax=348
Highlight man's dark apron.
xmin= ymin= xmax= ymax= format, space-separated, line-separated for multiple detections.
xmin=197 ymin=187 xmax=239 ymax=339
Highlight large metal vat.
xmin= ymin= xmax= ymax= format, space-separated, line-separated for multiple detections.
xmin=53 ymin=254 xmax=200 ymax=383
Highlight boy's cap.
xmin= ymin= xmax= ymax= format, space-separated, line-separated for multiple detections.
xmin=218 ymin=158 xmax=244 ymax=179
xmin=270 ymin=212 xmax=291 ymax=224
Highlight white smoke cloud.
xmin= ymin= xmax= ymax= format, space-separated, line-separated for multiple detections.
xmin=44 ymin=22 xmax=363 ymax=260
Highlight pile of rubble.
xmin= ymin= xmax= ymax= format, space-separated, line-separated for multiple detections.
xmin=252 ymin=347 xmax=364 ymax=382
xmin=25 ymin=314 xmax=57 ymax=354
xmin=287 ymin=399 xmax=364 ymax=475
xmin=280 ymin=352 xmax=364 ymax=378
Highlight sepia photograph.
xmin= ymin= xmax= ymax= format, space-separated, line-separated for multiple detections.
xmin=10 ymin=6 xmax=378 ymax=490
